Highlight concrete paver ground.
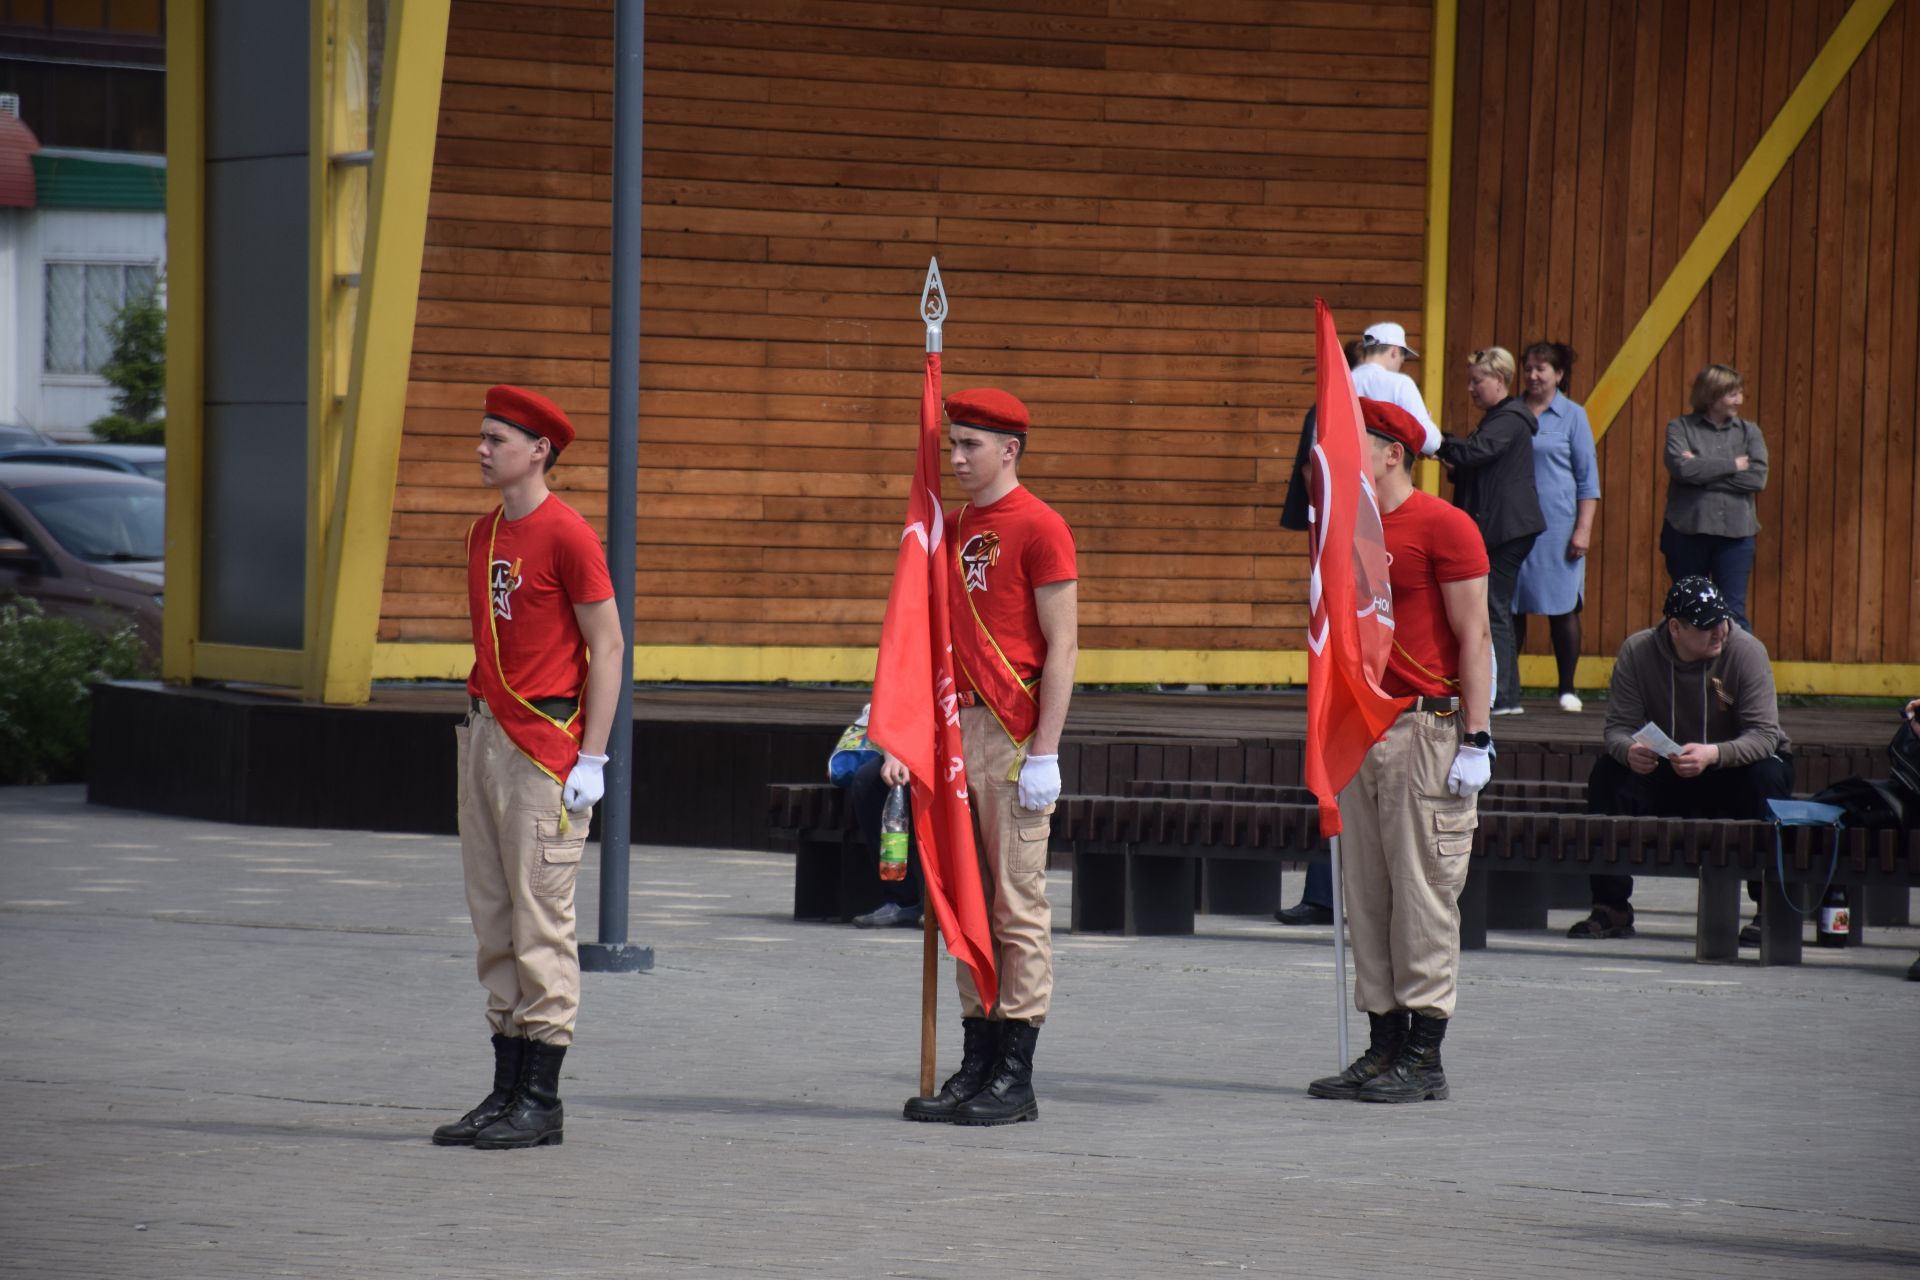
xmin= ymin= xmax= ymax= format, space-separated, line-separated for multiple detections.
xmin=1 ymin=785 xmax=1916 ymax=1278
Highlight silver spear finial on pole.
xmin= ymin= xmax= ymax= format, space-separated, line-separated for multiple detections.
xmin=920 ymin=257 xmax=947 ymax=353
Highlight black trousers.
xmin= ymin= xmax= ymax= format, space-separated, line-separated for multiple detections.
xmin=1585 ymin=751 xmax=1793 ymax=911
xmin=1487 ymin=534 xmax=1536 ymax=709
xmin=848 ymin=754 xmax=922 ymax=907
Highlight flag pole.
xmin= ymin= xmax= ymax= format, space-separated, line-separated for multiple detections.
xmin=1329 ymin=835 xmax=1350 ymax=1068
xmin=916 ymin=257 xmax=948 ymax=1097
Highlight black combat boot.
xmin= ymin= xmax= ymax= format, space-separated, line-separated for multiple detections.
xmin=952 ymin=1019 xmax=1040 ymax=1126
xmin=431 ymin=1034 xmax=527 ymax=1146
xmin=903 ymin=1017 xmax=999 ymax=1122
xmin=473 ymin=1040 xmax=566 ymax=1148
xmin=1307 ymin=1011 xmax=1409 ymax=1100
xmin=1357 ymin=1011 xmax=1450 ymax=1103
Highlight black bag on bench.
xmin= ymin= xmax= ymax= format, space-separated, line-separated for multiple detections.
xmin=1806 ymin=715 xmax=1920 ymax=832
xmin=1890 ymin=716 xmax=1920 ymax=807
xmin=1809 ymin=777 xmax=1911 ymax=830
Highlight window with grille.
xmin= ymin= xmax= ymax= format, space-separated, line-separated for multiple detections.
xmin=43 ymin=261 xmax=157 ymax=375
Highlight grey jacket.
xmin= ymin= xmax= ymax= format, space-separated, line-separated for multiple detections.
xmin=1662 ymin=413 xmax=1768 ymax=537
xmin=1602 ymin=623 xmax=1789 ymax=770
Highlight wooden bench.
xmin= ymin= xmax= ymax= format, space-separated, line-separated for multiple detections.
xmin=1054 ymin=793 xmax=1919 ymax=964
xmin=768 ymin=780 xmax=1919 ymax=964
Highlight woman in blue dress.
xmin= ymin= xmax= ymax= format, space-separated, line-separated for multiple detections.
xmin=1510 ymin=342 xmax=1600 ymax=712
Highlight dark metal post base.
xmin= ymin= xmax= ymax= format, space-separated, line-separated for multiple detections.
xmin=580 ymin=942 xmax=654 ymax=973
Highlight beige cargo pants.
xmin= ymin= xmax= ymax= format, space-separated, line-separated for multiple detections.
xmin=1336 ymin=710 xmax=1479 ymax=1019
xmin=456 ymin=703 xmax=587 ymax=1046
xmin=954 ymin=705 xmax=1054 ymax=1025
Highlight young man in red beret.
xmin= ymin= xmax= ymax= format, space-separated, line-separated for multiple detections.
xmin=433 ymin=385 xmax=624 ymax=1150
xmin=1307 ymin=396 xmax=1492 ymax=1105
xmin=885 ymin=387 xmax=1079 ymax=1126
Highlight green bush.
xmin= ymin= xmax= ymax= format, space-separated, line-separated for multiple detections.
xmin=0 ymin=599 xmax=152 ymax=784
xmin=98 ymin=283 xmax=166 ymax=424
xmin=91 ymin=413 xmax=166 ymax=445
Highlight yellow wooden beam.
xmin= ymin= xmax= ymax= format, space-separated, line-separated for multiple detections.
xmin=1583 ymin=0 xmax=1897 ymax=440
xmin=193 ymin=643 xmax=310 ymax=688
xmin=1417 ymin=0 xmax=1457 ymax=496
xmin=304 ymin=0 xmax=369 ymax=693
xmin=161 ymin=0 xmax=205 ymax=685
xmin=311 ymin=0 xmax=452 ymax=704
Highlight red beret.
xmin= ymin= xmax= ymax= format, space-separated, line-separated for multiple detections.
xmin=944 ymin=387 xmax=1029 ymax=436
xmin=1358 ymin=396 xmax=1437 ymax=458
xmin=484 ymin=385 xmax=576 ymax=454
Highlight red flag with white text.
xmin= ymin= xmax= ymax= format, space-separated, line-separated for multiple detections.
xmin=1304 ymin=299 xmax=1412 ymax=837
xmin=869 ymin=348 xmax=998 ymax=1007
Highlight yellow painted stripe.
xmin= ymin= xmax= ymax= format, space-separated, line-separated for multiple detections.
xmin=1517 ymin=655 xmax=1920 ymax=698
xmin=161 ymin=0 xmax=205 ymax=685
xmin=372 ymin=644 xmax=1916 ymax=698
xmin=1416 ymin=0 xmax=1458 ymax=497
xmin=312 ymin=0 xmax=453 ymax=705
xmin=1583 ymin=0 xmax=1897 ymax=440
xmin=371 ymin=644 xmax=1310 ymax=687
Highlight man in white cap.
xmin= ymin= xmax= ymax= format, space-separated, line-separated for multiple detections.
xmin=1351 ymin=321 xmax=1438 ymax=441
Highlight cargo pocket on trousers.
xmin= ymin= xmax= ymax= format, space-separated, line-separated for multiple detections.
xmin=453 ymin=723 xmax=471 ymax=816
xmin=1010 ymin=812 xmax=1051 ymax=879
xmin=1428 ymin=807 xmax=1477 ymax=889
xmin=533 ymin=815 xmax=586 ymax=900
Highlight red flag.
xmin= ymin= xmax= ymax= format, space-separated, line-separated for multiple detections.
xmin=1304 ymin=299 xmax=1412 ymax=837
xmin=869 ymin=345 xmax=998 ymax=1007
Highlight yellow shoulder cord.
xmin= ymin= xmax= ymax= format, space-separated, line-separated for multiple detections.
xmin=953 ymin=503 xmax=1041 ymax=779
xmin=1391 ymin=637 xmax=1462 ymax=692
xmin=485 ymin=510 xmax=576 ymax=834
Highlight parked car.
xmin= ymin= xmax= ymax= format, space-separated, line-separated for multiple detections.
xmin=0 ymin=423 xmax=55 ymax=455
xmin=0 ymin=463 xmax=164 ymax=652
xmin=3 ymin=444 xmax=166 ymax=480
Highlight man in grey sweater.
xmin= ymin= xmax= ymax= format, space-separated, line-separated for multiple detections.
xmin=1570 ymin=577 xmax=1791 ymax=941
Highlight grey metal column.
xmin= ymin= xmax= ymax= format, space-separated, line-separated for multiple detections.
xmin=580 ymin=0 xmax=650 ymax=974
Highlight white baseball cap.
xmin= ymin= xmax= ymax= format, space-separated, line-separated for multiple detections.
xmin=1363 ymin=321 xmax=1419 ymax=360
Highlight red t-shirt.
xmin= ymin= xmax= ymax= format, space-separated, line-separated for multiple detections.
xmin=946 ymin=486 xmax=1077 ymax=686
xmin=1379 ymin=489 xmax=1489 ymax=697
xmin=466 ymin=496 xmax=614 ymax=701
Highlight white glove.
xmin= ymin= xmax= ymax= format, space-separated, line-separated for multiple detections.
xmin=1446 ymin=744 xmax=1492 ymax=797
xmin=563 ymin=752 xmax=609 ymax=811
xmin=1017 ymin=754 xmax=1061 ymax=811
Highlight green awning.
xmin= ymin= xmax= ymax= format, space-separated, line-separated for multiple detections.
xmin=30 ymin=152 xmax=165 ymax=211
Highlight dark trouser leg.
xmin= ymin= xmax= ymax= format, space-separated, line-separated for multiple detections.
xmin=1661 ymin=522 xmax=1714 ymax=586
xmin=1692 ymin=753 xmax=1793 ymax=906
xmin=1486 ymin=536 xmax=1535 ymax=709
xmin=1708 ymin=535 xmax=1757 ymax=632
xmin=1549 ymin=612 xmax=1581 ymax=695
xmin=1585 ymin=754 xmax=1684 ymax=913
xmin=1301 ymin=861 xmax=1333 ymax=909
xmin=850 ymin=754 xmax=919 ymax=907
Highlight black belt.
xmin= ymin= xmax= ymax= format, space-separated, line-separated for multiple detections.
xmin=1412 ymin=696 xmax=1460 ymax=715
xmin=470 ymin=695 xmax=578 ymax=720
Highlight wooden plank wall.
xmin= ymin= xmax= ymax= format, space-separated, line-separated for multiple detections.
xmin=381 ymin=0 xmax=1434 ymax=655
xmin=1444 ymin=0 xmax=1920 ymax=668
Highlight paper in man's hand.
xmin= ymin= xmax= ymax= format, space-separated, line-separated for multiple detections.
xmin=1632 ymin=721 xmax=1684 ymax=757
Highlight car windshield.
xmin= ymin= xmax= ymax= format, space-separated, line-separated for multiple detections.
xmin=13 ymin=482 xmax=164 ymax=562
xmin=135 ymin=459 xmax=166 ymax=480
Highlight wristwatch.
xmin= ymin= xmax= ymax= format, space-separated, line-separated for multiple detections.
xmin=1462 ymin=730 xmax=1493 ymax=750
